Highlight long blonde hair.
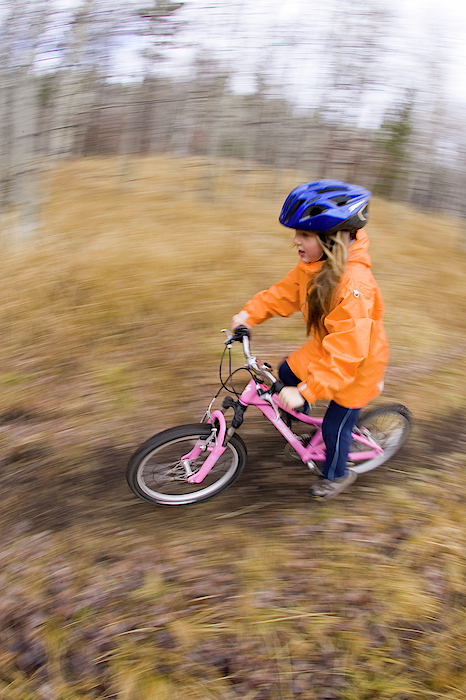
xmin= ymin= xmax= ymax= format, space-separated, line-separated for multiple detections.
xmin=306 ymin=231 xmax=349 ymax=337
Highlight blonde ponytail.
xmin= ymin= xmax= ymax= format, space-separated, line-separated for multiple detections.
xmin=306 ymin=231 xmax=348 ymax=337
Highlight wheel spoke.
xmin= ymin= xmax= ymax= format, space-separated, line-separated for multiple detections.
xmin=349 ymin=405 xmax=412 ymax=474
xmin=127 ymin=424 xmax=246 ymax=506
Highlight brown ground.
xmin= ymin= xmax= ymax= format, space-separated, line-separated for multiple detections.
xmin=2 ymin=158 xmax=466 ymax=697
xmin=2 ymin=380 xmax=466 ymax=698
xmin=1 ymin=398 xmax=463 ymax=535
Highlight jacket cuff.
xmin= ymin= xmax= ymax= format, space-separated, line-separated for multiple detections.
xmin=297 ymin=381 xmax=317 ymax=405
xmin=240 ymin=309 xmax=258 ymax=327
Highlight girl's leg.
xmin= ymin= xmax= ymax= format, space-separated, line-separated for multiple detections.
xmin=321 ymin=401 xmax=361 ymax=480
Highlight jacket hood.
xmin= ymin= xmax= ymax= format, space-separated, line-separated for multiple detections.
xmin=297 ymin=228 xmax=371 ymax=274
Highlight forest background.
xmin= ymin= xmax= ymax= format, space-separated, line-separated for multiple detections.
xmin=3 ymin=0 xmax=466 ymax=239
xmin=2 ymin=1 xmax=466 ymax=699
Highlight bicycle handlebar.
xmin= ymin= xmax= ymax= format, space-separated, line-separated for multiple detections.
xmin=222 ymin=326 xmax=306 ymax=412
xmin=221 ymin=327 xmax=307 ymax=410
xmin=230 ymin=325 xmax=251 ymax=342
xmin=222 ymin=326 xmax=278 ymax=388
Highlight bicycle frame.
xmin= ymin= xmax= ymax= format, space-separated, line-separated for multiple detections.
xmin=185 ymin=376 xmax=383 ymax=485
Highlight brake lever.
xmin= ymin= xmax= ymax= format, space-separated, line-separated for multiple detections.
xmin=221 ymin=328 xmax=234 ymax=346
xmin=257 ymin=387 xmax=282 ymax=421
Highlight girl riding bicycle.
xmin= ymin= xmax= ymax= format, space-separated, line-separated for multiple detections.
xmin=232 ymin=180 xmax=389 ymax=500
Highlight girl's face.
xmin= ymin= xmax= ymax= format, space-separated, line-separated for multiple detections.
xmin=293 ymin=230 xmax=323 ymax=263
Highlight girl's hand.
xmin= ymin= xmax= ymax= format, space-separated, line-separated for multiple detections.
xmin=231 ymin=311 xmax=252 ymax=331
xmin=279 ymin=386 xmax=306 ymax=412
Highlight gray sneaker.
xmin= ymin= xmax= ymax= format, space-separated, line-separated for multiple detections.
xmin=310 ymin=469 xmax=357 ymax=501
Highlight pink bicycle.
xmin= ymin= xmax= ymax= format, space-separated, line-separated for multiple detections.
xmin=127 ymin=328 xmax=412 ymax=506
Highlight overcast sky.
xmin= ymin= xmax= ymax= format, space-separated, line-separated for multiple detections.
xmin=395 ymin=0 xmax=466 ymax=103
xmin=116 ymin=0 xmax=463 ymax=129
xmin=132 ymin=0 xmax=466 ymax=113
xmin=11 ymin=0 xmax=466 ymax=117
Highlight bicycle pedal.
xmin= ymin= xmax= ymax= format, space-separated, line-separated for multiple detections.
xmin=307 ymin=460 xmax=323 ymax=476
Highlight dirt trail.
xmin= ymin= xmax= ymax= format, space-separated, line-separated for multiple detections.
xmin=2 ymin=402 xmax=465 ymax=539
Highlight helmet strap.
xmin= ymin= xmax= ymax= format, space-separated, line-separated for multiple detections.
xmin=317 ymin=234 xmax=333 ymax=261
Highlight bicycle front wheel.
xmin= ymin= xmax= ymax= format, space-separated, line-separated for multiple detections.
xmin=126 ymin=424 xmax=247 ymax=506
xmin=349 ymin=403 xmax=412 ymax=474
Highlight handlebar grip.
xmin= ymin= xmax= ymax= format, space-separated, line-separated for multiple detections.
xmin=271 ymin=380 xmax=284 ymax=394
xmin=272 ymin=381 xmax=308 ymax=414
xmin=231 ymin=325 xmax=251 ymax=341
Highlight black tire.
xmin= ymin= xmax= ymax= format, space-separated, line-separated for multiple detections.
xmin=349 ymin=403 xmax=412 ymax=474
xmin=126 ymin=423 xmax=247 ymax=506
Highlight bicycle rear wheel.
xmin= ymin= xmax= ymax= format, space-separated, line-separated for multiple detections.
xmin=126 ymin=424 xmax=247 ymax=506
xmin=349 ymin=404 xmax=412 ymax=474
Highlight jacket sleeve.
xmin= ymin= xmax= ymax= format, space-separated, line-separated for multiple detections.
xmin=297 ymin=290 xmax=374 ymax=404
xmin=241 ymin=267 xmax=302 ymax=326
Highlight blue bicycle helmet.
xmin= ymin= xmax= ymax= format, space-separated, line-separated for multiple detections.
xmin=279 ymin=180 xmax=371 ymax=236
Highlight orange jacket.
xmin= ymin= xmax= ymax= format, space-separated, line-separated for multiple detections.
xmin=241 ymin=229 xmax=389 ymax=408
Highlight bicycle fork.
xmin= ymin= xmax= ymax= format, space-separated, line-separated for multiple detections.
xmin=182 ymin=410 xmax=229 ymax=484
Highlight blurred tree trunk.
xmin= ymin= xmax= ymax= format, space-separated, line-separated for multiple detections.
xmin=114 ymin=0 xmax=184 ymax=187
xmin=407 ymin=53 xmax=446 ymax=211
xmin=183 ymin=55 xmax=230 ymax=198
xmin=316 ymin=0 xmax=392 ymax=181
xmin=48 ymin=1 xmax=106 ymax=158
xmin=374 ymin=97 xmax=413 ymax=198
xmin=0 ymin=0 xmax=48 ymax=241
xmin=10 ymin=64 xmax=40 ymax=240
xmin=117 ymin=84 xmax=139 ymax=190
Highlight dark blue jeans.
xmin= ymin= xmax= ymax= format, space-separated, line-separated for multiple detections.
xmin=278 ymin=360 xmax=361 ymax=480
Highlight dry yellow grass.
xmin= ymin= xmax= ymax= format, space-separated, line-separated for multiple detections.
xmin=1 ymin=156 xmax=466 ymax=699
xmin=1 ymin=155 xmax=465 ymax=425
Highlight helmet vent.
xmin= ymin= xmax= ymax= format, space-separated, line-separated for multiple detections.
xmin=330 ymin=195 xmax=351 ymax=206
xmin=300 ymin=204 xmax=328 ymax=221
xmin=284 ymin=198 xmax=305 ymax=223
xmin=279 ymin=180 xmax=371 ymax=233
xmin=317 ymin=186 xmax=347 ymax=194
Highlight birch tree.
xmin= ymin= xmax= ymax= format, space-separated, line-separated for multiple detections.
xmin=314 ymin=0 xmax=392 ymax=180
xmin=0 ymin=0 xmax=49 ymax=240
